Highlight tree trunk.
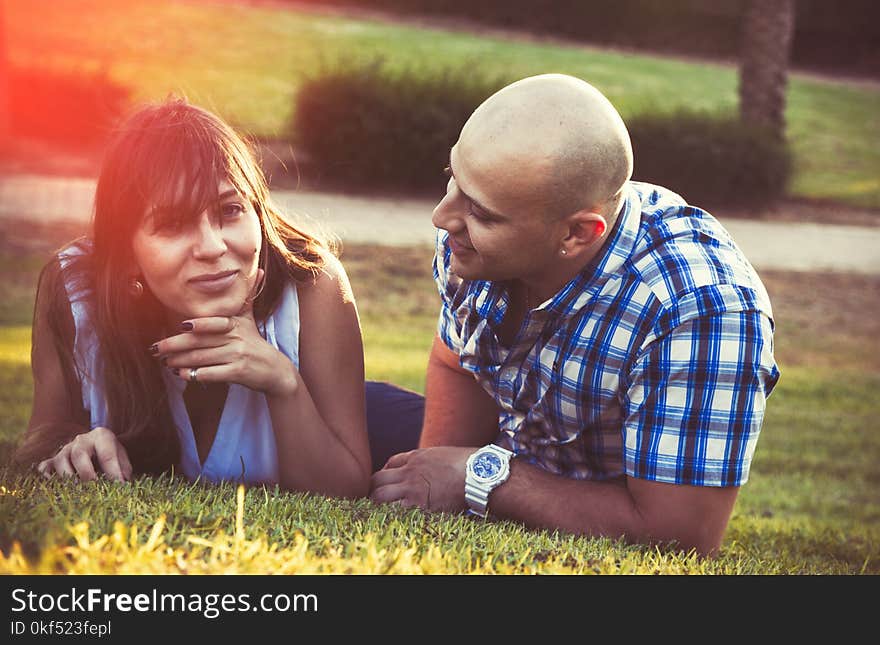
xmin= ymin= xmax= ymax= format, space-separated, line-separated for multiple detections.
xmin=738 ymin=0 xmax=796 ymax=141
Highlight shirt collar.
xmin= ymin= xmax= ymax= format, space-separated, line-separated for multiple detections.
xmin=538 ymin=183 xmax=642 ymax=318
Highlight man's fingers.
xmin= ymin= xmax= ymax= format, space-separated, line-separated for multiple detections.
xmin=369 ymin=482 xmax=415 ymax=505
xmin=369 ymin=465 xmax=409 ymax=490
xmin=383 ymin=450 xmax=416 ymax=470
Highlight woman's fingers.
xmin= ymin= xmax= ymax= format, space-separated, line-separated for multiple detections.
xmin=35 ymin=427 xmax=130 ymax=483
xmin=51 ymin=450 xmax=76 ymax=478
xmin=69 ymin=445 xmax=98 ymax=481
xmin=169 ymin=363 xmax=239 ymax=385
xmin=36 ymin=459 xmax=52 ymax=479
xmin=93 ymin=431 xmax=127 ymax=482
xmin=116 ymin=443 xmax=133 ymax=481
xmin=179 ymin=317 xmax=237 ymax=335
xmin=152 ymin=331 xmax=229 ymax=357
xmin=163 ymin=344 xmax=239 ymax=370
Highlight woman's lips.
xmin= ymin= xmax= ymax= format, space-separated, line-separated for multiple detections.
xmin=188 ymin=270 xmax=239 ymax=294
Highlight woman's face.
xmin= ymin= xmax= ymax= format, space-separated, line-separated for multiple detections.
xmin=131 ymin=180 xmax=263 ymax=324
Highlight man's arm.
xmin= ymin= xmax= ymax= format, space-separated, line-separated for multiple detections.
xmin=371 ymin=310 xmax=775 ymax=557
xmin=419 ymin=335 xmax=498 ymax=448
xmin=373 ymin=441 xmax=736 ymax=556
xmin=490 ymin=462 xmax=738 ymax=556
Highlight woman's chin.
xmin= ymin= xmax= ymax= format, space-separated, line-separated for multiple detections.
xmin=179 ymin=294 xmax=248 ymax=320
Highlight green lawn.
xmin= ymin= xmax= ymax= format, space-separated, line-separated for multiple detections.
xmin=1 ymin=236 xmax=878 ymax=574
xmin=7 ymin=0 xmax=880 ymax=209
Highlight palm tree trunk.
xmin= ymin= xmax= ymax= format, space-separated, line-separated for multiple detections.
xmin=738 ymin=0 xmax=796 ymax=141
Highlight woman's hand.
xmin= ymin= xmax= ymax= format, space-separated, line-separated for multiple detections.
xmin=153 ymin=271 xmax=298 ymax=396
xmin=37 ymin=426 xmax=132 ymax=482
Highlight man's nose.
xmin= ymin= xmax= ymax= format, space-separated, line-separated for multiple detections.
xmin=432 ymin=191 xmax=462 ymax=231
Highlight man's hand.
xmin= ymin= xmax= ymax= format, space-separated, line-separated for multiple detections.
xmin=369 ymin=446 xmax=475 ymax=512
xmin=37 ymin=426 xmax=132 ymax=483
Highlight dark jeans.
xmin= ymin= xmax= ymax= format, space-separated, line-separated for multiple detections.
xmin=365 ymin=381 xmax=425 ymax=473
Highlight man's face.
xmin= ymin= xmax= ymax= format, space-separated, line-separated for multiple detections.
xmin=431 ymin=144 xmax=564 ymax=282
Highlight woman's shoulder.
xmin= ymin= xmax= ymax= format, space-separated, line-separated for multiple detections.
xmin=37 ymin=238 xmax=94 ymax=313
xmin=295 ymin=250 xmax=355 ymax=306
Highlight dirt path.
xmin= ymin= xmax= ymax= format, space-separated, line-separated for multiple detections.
xmin=2 ymin=173 xmax=879 ymax=275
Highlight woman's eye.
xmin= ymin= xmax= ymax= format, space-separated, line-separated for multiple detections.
xmin=220 ymin=203 xmax=244 ymax=219
xmin=154 ymin=218 xmax=184 ymax=234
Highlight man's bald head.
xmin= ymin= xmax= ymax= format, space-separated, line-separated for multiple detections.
xmin=458 ymin=74 xmax=633 ymax=219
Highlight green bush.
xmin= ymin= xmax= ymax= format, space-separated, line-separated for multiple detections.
xmin=292 ymin=60 xmax=510 ymax=192
xmin=628 ymin=112 xmax=793 ymax=209
xmin=293 ymin=67 xmax=791 ymax=208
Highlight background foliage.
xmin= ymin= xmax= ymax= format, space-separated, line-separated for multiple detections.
xmin=307 ymin=0 xmax=880 ymax=77
xmin=6 ymin=0 xmax=879 ymax=208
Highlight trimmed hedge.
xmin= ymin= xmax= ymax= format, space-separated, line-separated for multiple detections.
xmin=7 ymin=66 xmax=132 ymax=149
xmin=292 ymin=61 xmax=511 ymax=192
xmin=293 ymin=64 xmax=791 ymax=208
xmin=628 ymin=112 xmax=791 ymax=209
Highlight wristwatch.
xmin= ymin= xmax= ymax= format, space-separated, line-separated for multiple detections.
xmin=465 ymin=444 xmax=514 ymax=519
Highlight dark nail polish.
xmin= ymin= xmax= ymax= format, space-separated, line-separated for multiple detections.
xmin=172 ymin=368 xmax=180 ymax=376
xmin=181 ymin=321 xmax=194 ymax=332
xmin=149 ymin=344 xmax=159 ymax=355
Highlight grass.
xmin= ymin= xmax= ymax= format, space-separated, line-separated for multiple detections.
xmin=5 ymin=0 xmax=880 ymax=209
xmin=0 ymin=222 xmax=878 ymax=574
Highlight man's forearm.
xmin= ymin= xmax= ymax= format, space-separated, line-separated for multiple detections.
xmin=490 ymin=460 xmax=638 ymax=540
xmin=420 ymin=339 xmax=498 ymax=448
xmin=489 ymin=460 xmax=737 ymax=556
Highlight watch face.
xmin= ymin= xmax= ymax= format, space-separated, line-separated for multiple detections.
xmin=472 ymin=451 xmax=503 ymax=481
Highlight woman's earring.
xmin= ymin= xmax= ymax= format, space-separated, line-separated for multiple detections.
xmin=129 ymin=277 xmax=144 ymax=298
xmin=560 ymin=249 xmax=568 ymax=256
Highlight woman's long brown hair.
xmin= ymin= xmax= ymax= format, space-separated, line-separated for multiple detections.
xmin=15 ymin=98 xmax=333 ymax=473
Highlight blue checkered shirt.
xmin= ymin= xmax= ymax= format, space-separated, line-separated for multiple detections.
xmin=435 ymin=181 xmax=780 ymax=487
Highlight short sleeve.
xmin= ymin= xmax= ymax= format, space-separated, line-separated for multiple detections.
xmin=622 ymin=310 xmax=779 ymax=487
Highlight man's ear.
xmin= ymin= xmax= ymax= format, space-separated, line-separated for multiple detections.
xmin=560 ymin=211 xmax=607 ymax=255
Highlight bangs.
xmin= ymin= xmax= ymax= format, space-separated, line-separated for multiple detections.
xmin=118 ymin=107 xmax=260 ymax=231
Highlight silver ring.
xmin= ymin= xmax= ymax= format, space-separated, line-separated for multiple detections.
xmin=189 ymin=368 xmax=198 ymax=383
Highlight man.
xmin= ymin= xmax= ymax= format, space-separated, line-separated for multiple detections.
xmin=369 ymin=73 xmax=779 ymax=556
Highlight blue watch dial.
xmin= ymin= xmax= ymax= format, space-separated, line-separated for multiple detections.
xmin=472 ymin=452 xmax=503 ymax=479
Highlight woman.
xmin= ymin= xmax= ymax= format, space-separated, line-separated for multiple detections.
xmin=14 ymin=98 xmax=421 ymax=496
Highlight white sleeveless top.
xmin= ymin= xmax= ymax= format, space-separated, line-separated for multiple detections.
xmin=59 ymin=243 xmax=298 ymax=485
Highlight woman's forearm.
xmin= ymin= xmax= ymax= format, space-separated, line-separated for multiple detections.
xmin=266 ymin=377 xmax=369 ymax=498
